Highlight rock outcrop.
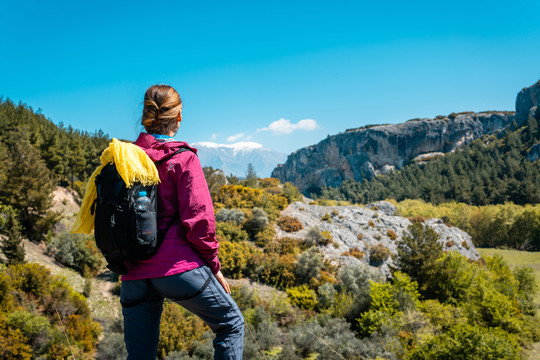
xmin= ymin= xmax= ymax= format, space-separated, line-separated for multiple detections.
xmin=273 ymin=80 xmax=540 ymax=192
xmin=277 ymin=201 xmax=480 ymax=277
xmin=516 ymin=80 xmax=540 ymax=125
xmin=272 ymin=112 xmax=513 ymax=191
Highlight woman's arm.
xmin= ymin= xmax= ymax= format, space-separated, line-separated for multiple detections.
xmin=176 ymin=153 xmax=221 ymax=275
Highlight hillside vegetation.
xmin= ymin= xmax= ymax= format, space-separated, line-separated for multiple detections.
xmin=319 ymin=116 xmax=540 ymax=206
xmin=1 ymin=102 xmax=540 ymax=359
xmin=0 ymin=99 xmax=109 ymax=241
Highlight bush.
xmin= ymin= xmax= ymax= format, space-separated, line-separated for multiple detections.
xmin=6 ymin=263 xmax=52 ymax=299
xmin=409 ymin=324 xmax=521 ymax=360
xmin=254 ymin=225 xmax=276 ymax=246
xmin=249 ymin=251 xmax=296 ymax=289
xmin=219 ymin=241 xmax=257 ymax=279
xmin=286 ymin=285 xmax=317 ymax=311
xmin=290 ymin=316 xmax=370 ymax=359
xmin=294 ymin=248 xmax=323 ymax=284
xmin=215 ymin=208 xmax=246 ymax=225
xmin=264 ymin=237 xmax=303 ymax=256
xmin=282 ymin=182 xmax=303 ymax=204
xmin=277 ymin=216 xmax=303 ymax=232
xmin=341 ymin=248 xmax=364 ymax=260
xmin=6 ymin=310 xmax=51 ymax=355
xmin=320 ymin=231 xmax=333 ymax=245
xmin=244 ymin=208 xmax=269 ymax=238
xmin=214 ymin=185 xmax=287 ymax=219
xmin=0 ymin=319 xmax=33 ymax=360
xmin=369 ymin=244 xmax=391 ymax=265
xmin=215 ymin=221 xmax=249 ymax=242
xmin=46 ymin=232 xmax=103 ymax=276
xmin=158 ymin=302 xmax=208 ymax=359
xmin=304 ymin=226 xmax=331 ymax=247
xmin=387 ymin=229 xmax=397 ymax=240
xmin=321 ymin=213 xmax=332 ymax=222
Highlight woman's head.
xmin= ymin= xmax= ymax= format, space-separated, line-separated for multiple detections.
xmin=141 ymin=85 xmax=182 ymax=135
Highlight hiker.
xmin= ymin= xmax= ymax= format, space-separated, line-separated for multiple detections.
xmin=120 ymin=85 xmax=244 ymax=359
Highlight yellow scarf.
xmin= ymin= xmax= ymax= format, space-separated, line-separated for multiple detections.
xmin=72 ymin=138 xmax=160 ymax=234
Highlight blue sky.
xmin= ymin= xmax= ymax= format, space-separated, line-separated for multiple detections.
xmin=1 ymin=0 xmax=539 ymax=154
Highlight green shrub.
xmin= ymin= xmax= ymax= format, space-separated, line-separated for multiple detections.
xmin=409 ymin=324 xmax=521 ymax=360
xmin=6 ymin=310 xmax=51 ymax=355
xmin=249 ymin=251 xmax=296 ymax=289
xmin=369 ymin=244 xmax=391 ymax=265
xmin=294 ymin=248 xmax=323 ymax=285
xmin=387 ymin=229 xmax=397 ymax=240
xmin=282 ymin=182 xmax=303 ymax=204
xmin=219 ymin=241 xmax=257 ymax=279
xmin=215 ymin=208 xmax=245 ymax=225
xmin=158 ymin=302 xmax=208 ymax=359
xmin=304 ymin=226 xmax=331 ymax=247
xmin=244 ymin=207 xmax=269 ymax=238
xmin=254 ymin=225 xmax=276 ymax=246
xmin=215 ymin=221 xmax=249 ymax=242
xmin=46 ymin=232 xmax=103 ymax=276
xmin=321 ymin=213 xmax=332 ymax=222
xmin=286 ymin=285 xmax=317 ymax=310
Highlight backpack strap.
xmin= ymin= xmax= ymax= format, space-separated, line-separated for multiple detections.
xmin=154 ymin=147 xmax=196 ymax=166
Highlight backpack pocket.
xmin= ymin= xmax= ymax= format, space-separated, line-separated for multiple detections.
xmin=135 ymin=210 xmax=157 ymax=247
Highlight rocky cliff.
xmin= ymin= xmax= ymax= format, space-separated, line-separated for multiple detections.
xmin=272 ymin=80 xmax=540 ymax=192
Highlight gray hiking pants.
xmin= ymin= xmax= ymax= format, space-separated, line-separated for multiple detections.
xmin=120 ymin=266 xmax=244 ymax=359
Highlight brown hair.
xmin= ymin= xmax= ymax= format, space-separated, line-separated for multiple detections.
xmin=141 ymin=85 xmax=182 ymax=135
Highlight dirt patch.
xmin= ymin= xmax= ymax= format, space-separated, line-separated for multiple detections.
xmin=51 ymin=186 xmax=80 ymax=217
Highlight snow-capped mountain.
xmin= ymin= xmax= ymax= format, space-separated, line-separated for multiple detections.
xmin=192 ymin=142 xmax=287 ymax=178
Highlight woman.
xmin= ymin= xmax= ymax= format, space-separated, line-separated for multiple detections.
xmin=120 ymin=85 xmax=244 ymax=359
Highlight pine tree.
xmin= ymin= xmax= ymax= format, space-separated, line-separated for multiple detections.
xmin=1 ymin=211 xmax=25 ymax=264
xmin=244 ymin=163 xmax=258 ymax=188
xmin=396 ymin=222 xmax=442 ymax=297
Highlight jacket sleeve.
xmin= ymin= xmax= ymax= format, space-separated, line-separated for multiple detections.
xmin=176 ymin=153 xmax=221 ymax=274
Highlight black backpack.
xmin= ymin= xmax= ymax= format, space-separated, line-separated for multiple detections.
xmin=92 ymin=147 xmax=193 ymax=274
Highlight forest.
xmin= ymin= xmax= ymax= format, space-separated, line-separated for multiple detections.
xmin=318 ymin=115 xmax=540 ymax=207
xmin=0 ymin=100 xmax=539 ymax=359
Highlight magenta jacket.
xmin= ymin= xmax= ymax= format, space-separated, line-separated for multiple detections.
xmin=121 ymin=133 xmax=221 ymax=281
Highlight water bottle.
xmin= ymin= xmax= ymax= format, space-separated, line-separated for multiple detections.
xmin=135 ymin=191 xmax=155 ymax=244
xmin=135 ymin=191 xmax=151 ymax=211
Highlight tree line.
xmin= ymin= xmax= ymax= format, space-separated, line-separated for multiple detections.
xmin=0 ymin=99 xmax=109 ymax=240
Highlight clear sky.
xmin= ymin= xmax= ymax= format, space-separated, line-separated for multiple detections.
xmin=1 ymin=0 xmax=539 ymax=154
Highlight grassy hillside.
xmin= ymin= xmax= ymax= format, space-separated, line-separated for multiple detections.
xmin=477 ymin=248 xmax=540 ymax=306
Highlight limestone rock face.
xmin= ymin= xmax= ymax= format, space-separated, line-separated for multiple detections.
xmin=273 ymin=80 xmax=540 ymax=192
xmin=516 ymin=80 xmax=540 ymax=125
xmin=272 ymin=112 xmax=514 ymax=191
xmin=277 ymin=202 xmax=480 ymax=277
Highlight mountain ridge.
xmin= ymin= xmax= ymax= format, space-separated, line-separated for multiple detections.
xmin=272 ymin=80 xmax=540 ymax=192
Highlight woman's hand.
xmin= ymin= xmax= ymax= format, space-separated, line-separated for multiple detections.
xmin=214 ymin=270 xmax=231 ymax=294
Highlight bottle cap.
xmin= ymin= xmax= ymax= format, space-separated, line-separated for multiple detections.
xmin=139 ymin=191 xmax=147 ymax=197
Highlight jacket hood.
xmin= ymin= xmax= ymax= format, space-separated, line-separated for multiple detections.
xmin=134 ymin=133 xmax=198 ymax=162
